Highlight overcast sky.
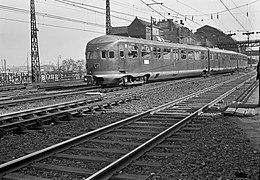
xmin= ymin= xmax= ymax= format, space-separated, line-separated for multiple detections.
xmin=0 ymin=0 xmax=260 ymax=67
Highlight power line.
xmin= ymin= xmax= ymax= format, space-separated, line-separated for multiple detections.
xmin=230 ymin=0 xmax=254 ymax=31
xmin=184 ymin=0 xmax=259 ymax=17
xmin=219 ymin=0 xmax=248 ymax=32
xmin=0 ymin=4 xmax=105 ymax=28
xmin=51 ymin=0 xmax=138 ymax=22
xmin=0 ymin=17 xmax=105 ymax=34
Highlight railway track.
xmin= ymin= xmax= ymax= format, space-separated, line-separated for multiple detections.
xmin=0 ymin=76 xmax=215 ymax=136
xmin=0 ymin=85 xmax=130 ymax=108
xmin=0 ymin=72 xmax=256 ymax=179
xmin=0 ymin=78 xmax=177 ymax=136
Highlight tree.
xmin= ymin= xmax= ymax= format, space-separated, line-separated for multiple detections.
xmin=61 ymin=58 xmax=76 ymax=72
xmin=76 ymin=59 xmax=86 ymax=72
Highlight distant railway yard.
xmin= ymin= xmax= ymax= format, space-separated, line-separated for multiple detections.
xmin=0 ymin=70 xmax=259 ymax=179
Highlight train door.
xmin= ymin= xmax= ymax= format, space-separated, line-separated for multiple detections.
xmin=118 ymin=43 xmax=126 ymax=73
xmin=125 ymin=43 xmax=140 ymax=73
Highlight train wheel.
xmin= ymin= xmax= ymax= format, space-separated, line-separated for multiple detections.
xmin=142 ymin=76 xmax=148 ymax=84
xmin=118 ymin=77 xmax=126 ymax=86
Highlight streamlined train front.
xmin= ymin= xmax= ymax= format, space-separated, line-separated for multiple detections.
xmin=84 ymin=35 xmax=125 ymax=86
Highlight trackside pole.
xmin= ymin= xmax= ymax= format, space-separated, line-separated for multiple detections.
xmin=258 ymin=47 xmax=260 ymax=107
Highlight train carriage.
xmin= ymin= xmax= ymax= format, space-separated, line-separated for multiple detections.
xmin=85 ymin=35 xmax=248 ymax=86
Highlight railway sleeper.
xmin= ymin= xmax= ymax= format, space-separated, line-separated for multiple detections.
xmin=14 ymin=123 xmax=27 ymax=134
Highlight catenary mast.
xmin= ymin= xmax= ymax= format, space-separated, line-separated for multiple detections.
xmin=106 ymin=0 xmax=111 ymax=35
xmin=30 ymin=0 xmax=41 ymax=82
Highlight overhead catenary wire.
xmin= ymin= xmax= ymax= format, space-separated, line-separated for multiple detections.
xmin=219 ymin=0 xmax=248 ymax=32
xmin=0 ymin=17 xmax=105 ymax=34
xmin=0 ymin=4 xmax=105 ymax=28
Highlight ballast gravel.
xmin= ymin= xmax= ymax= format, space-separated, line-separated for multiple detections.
xmin=0 ymin=73 xmax=259 ymax=179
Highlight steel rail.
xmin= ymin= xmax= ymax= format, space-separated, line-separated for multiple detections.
xmin=85 ymin=74 xmax=256 ymax=180
xmin=0 ymin=73 xmax=254 ymax=176
xmin=0 ymin=78 xmax=200 ymax=132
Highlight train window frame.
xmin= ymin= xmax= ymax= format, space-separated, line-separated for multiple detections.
xmin=200 ymin=51 xmax=205 ymax=60
xmin=109 ymin=51 xmax=115 ymax=59
xmin=187 ymin=51 xmax=194 ymax=60
xmin=87 ymin=51 xmax=98 ymax=59
xmin=153 ymin=47 xmax=161 ymax=59
xmin=101 ymin=50 xmax=107 ymax=59
xmin=181 ymin=49 xmax=187 ymax=60
xmin=163 ymin=48 xmax=171 ymax=59
xmin=119 ymin=43 xmax=125 ymax=58
xmin=141 ymin=45 xmax=151 ymax=59
xmin=127 ymin=44 xmax=138 ymax=59
xmin=172 ymin=49 xmax=178 ymax=60
xmin=194 ymin=51 xmax=200 ymax=60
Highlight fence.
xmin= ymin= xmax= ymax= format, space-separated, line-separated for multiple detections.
xmin=0 ymin=71 xmax=85 ymax=86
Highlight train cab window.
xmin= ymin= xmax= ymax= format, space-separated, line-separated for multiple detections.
xmin=188 ymin=51 xmax=193 ymax=60
xmin=109 ymin=51 xmax=115 ymax=59
xmin=101 ymin=50 xmax=107 ymax=59
xmin=87 ymin=51 xmax=98 ymax=59
xmin=141 ymin=45 xmax=151 ymax=59
xmin=128 ymin=44 xmax=138 ymax=58
xmin=181 ymin=50 xmax=187 ymax=60
xmin=153 ymin=47 xmax=161 ymax=59
xmin=163 ymin=48 xmax=171 ymax=59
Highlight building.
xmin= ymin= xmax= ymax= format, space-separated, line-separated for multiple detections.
xmin=157 ymin=19 xmax=195 ymax=44
xmin=194 ymin=25 xmax=239 ymax=52
xmin=111 ymin=17 xmax=162 ymax=41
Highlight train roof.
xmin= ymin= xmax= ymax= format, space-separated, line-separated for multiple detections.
xmin=87 ymin=35 xmax=207 ymax=51
xmin=87 ymin=35 xmax=248 ymax=57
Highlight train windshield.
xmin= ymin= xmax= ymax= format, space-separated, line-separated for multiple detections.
xmin=87 ymin=51 xmax=98 ymax=60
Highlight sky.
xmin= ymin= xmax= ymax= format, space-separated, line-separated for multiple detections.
xmin=0 ymin=0 xmax=260 ymax=67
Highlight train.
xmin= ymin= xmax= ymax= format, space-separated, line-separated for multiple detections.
xmin=84 ymin=35 xmax=249 ymax=86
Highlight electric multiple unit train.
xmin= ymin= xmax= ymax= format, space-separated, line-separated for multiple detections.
xmin=84 ymin=35 xmax=248 ymax=86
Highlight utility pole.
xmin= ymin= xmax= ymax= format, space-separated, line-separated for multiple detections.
xmin=106 ymin=0 xmax=111 ymax=35
xmin=30 ymin=0 xmax=41 ymax=82
xmin=151 ymin=16 xmax=154 ymax=40
xmin=242 ymin=32 xmax=254 ymax=67
xmin=27 ymin=51 xmax=30 ymax=75
xmin=58 ymin=55 xmax=61 ymax=81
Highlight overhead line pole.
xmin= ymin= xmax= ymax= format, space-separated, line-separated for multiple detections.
xmin=242 ymin=31 xmax=254 ymax=67
xmin=106 ymin=0 xmax=111 ymax=35
xmin=30 ymin=0 xmax=41 ymax=82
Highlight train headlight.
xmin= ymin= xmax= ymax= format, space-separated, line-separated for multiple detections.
xmin=94 ymin=63 xmax=100 ymax=69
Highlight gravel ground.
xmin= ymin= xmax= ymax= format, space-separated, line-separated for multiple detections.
xmin=0 ymin=73 xmax=259 ymax=179
xmin=146 ymin=115 xmax=260 ymax=179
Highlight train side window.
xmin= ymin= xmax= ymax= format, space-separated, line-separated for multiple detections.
xmin=141 ymin=45 xmax=151 ymax=59
xmin=200 ymin=52 xmax=205 ymax=60
xmin=128 ymin=44 xmax=138 ymax=58
xmin=163 ymin=48 xmax=171 ymax=59
xmin=120 ymin=51 xmax=124 ymax=58
xmin=119 ymin=43 xmax=124 ymax=58
xmin=109 ymin=51 xmax=115 ymax=59
xmin=210 ymin=53 xmax=214 ymax=60
xmin=194 ymin=51 xmax=200 ymax=60
xmin=172 ymin=49 xmax=178 ymax=60
xmin=101 ymin=50 xmax=107 ymax=59
xmin=188 ymin=51 xmax=193 ymax=60
xmin=181 ymin=49 xmax=187 ymax=60
xmin=153 ymin=47 xmax=161 ymax=59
